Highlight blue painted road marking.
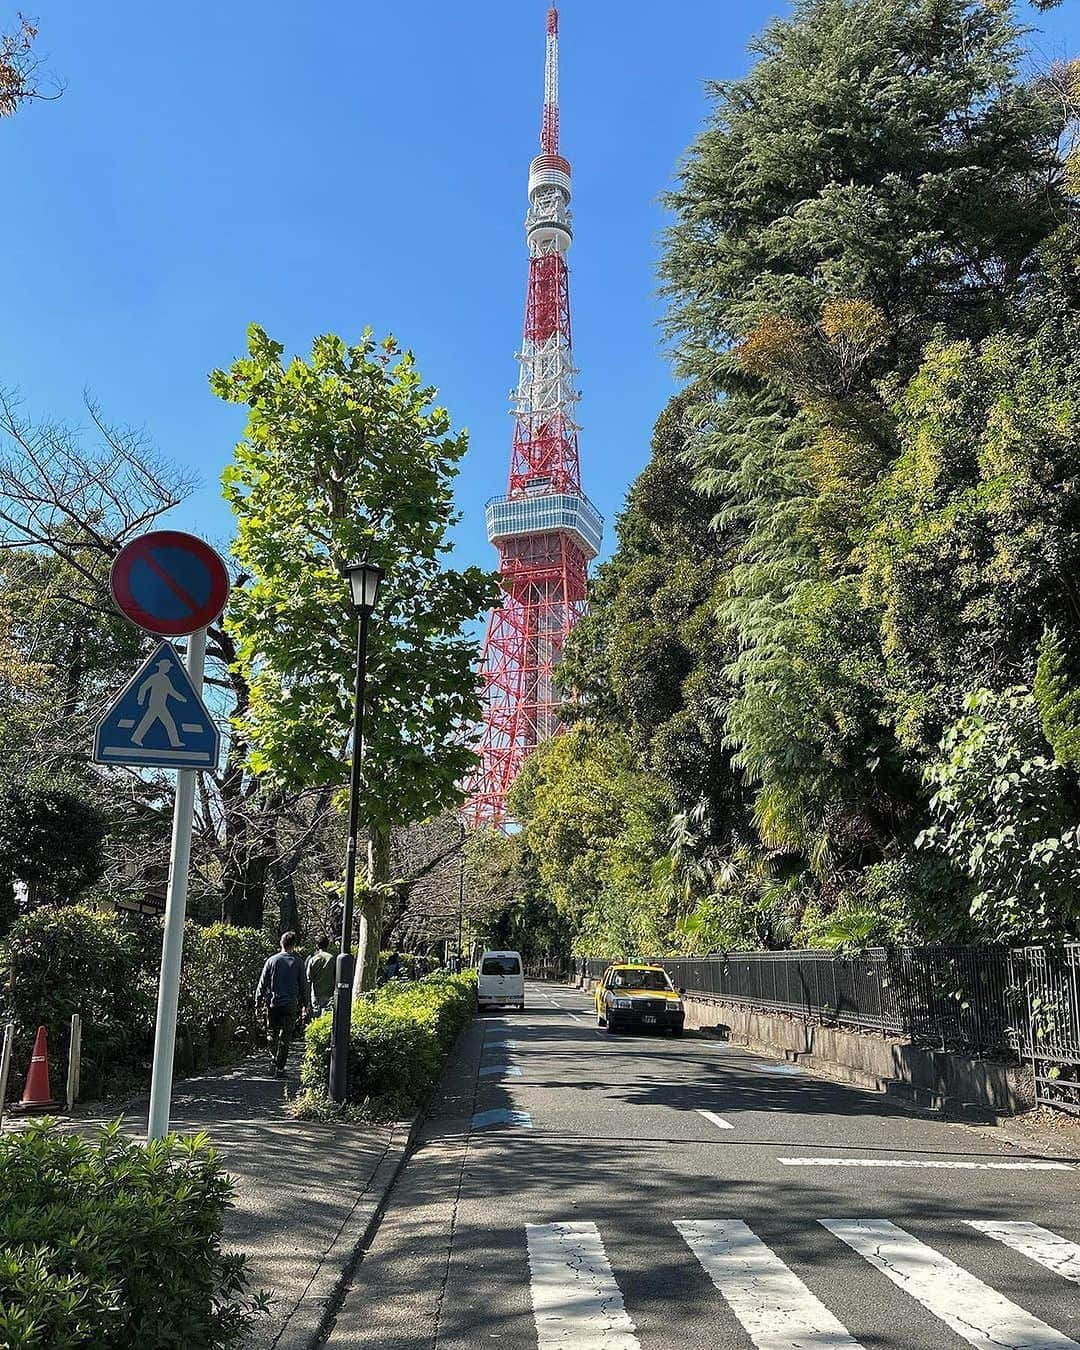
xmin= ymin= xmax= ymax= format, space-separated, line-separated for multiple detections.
xmin=471 ymin=1109 xmax=533 ymax=1129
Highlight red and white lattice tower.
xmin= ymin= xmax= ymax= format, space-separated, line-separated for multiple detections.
xmin=465 ymin=6 xmax=602 ymax=829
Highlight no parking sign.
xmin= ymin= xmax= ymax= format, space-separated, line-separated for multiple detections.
xmin=109 ymin=530 xmax=230 ymax=636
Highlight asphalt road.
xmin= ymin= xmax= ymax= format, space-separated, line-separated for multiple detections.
xmin=323 ymin=980 xmax=1080 ymax=1349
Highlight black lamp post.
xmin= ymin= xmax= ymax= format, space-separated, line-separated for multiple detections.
xmin=458 ymin=818 xmax=467 ymax=971
xmin=329 ymin=558 xmax=384 ymax=1106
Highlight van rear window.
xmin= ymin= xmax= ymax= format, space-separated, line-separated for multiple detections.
xmin=482 ymin=956 xmax=521 ymax=975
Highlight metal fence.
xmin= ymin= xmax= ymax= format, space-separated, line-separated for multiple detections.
xmin=569 ymin=946 xmax=1080 ymax=1110
xmin=1009 ymin=945 xmax=1080 ymax=1115
xmin=574 ymin=947 xmax=1019 ymax=1055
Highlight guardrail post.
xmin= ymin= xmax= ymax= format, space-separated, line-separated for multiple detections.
xmin=66 ymin=1014 xmax=82 ymax=1114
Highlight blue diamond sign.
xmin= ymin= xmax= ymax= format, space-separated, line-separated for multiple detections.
xmin=93 ymin=640 xmax=220 ymax=771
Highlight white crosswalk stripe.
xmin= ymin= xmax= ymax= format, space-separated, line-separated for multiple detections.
xmin=822 ymin=1218 xmax=1080 ymax=1349
xmin=526 ymin=1221 xmax=641 ymax=1349
xmin=524 ymin=1217 xmax=1080 ymax=1348
xmin=967 ymin=1221 xmax=1080 ymax=1285
xmin=676 ymin=1219 xmax=862 ymax=1348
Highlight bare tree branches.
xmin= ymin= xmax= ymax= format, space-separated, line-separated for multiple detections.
xmin=0 ymin=15 xmax=62 ymax=118
xmin=0 ymin=389 xmax=198 ymax=577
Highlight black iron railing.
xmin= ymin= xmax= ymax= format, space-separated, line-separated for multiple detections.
xmin=570 ymin=947 xmax=1015 ymax=1056
xmin=1009 ymin=945 xmax=1080 ymax=1115
xmin=558 ymin=944 xmax=1080 ymax=1110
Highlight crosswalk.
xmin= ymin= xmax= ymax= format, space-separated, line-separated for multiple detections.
xmin=526 ymin=1218 xmax=1080 ymax=1348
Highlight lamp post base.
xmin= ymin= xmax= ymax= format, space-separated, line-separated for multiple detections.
xmin=328 ymin=951 xmax=356 ymax=1104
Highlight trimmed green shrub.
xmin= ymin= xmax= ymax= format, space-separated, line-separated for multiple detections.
xmin=0 ymin=906 xmax=154 ymax=1098
xmin=179 ymin=923 xmax=275 ymax=1071
xmin=297 ymin=971 xmax=476 ymax=1120
xmin=0 ymin=907 xmax=275 ymax=1099
xmin=0 ymin=1120 xmax=266 ymax=1348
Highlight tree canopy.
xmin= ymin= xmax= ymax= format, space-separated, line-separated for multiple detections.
xmin=508 ymin=0 xmax=1080 ymax=956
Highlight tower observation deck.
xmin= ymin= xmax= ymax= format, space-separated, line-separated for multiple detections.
xmin=465 ymin=6 xmax=602 ymax=829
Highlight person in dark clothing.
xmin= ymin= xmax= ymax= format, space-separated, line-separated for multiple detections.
xmin=306 ymin=934 xmax=336 ymax=1018
xmin=255 ymin=932 xmax=310 ymax=1076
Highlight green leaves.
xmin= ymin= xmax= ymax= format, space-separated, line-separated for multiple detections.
xmin=0 ymin=1120 xmax=266 ymax=1347
xmin=511 ymin=0 xmax=1080 ymax=956
xmin=918 ymin=687 xmax=1080 ymax=941
xmin=213 ymin=327 xmax=499 ymax=828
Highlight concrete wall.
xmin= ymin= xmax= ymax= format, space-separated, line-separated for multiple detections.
xmin=579 ymin=978 xmax=1034 ymax=1117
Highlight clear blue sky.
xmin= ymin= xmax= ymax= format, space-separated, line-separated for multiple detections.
xmin=2 ymin=1 xmax=1075 ymax=574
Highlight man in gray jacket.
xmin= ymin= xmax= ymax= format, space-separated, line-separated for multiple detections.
xmin=255 ymin=932 xmax=310 ymax=1077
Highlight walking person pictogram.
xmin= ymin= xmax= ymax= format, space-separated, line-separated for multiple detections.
xmin=132 ymin=659 xmax=187 ymax=748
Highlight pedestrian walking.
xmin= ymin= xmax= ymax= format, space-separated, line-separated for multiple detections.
xmin=306 ymin=934 xmax=336 ymax=1018
xmin=255 ymin=932 xmax=310 ymax=1077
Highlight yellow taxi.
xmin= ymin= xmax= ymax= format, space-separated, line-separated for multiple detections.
xmin=594 ymin=963 xmax=686 ymax=1036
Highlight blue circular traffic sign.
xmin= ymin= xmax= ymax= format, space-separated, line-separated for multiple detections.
xmin=110 ymin=530 xmax=230 ymax=636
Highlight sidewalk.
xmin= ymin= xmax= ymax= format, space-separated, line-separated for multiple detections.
xmin=74 ymin=1048 xmax=416 ymax=1350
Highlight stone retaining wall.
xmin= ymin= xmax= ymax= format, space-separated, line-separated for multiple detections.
xmin=577 ymin=977 xmax=1033 ymax=1117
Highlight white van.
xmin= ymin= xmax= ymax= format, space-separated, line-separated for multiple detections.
xmin=477 ymin=950 xmax=525 ymax=1010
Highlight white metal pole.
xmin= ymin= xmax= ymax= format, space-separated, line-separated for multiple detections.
xmin=0 ymin=1023 xmax=12 ymax=1131
xmin=147 ymin=627 xmax=206 ymax=1142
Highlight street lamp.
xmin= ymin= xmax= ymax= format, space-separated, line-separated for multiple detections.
xmin=458 ymin=817 xmax=467 ymax=971
xmin=329 ymin=557 xmax=384 ymax=1106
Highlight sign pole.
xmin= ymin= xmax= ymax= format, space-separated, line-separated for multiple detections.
xmin=147 ymin=626 xmax=206 ymax=1142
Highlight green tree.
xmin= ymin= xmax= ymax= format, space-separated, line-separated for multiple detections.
xmin=214 ymin=327 xmax=498 ymax=987
xmin=521 ymin=0 xmax=1079 ymax=956
xmin=510 ymin=727 xmax=673 ymax=956
xmin=0 ymin=783 xmax=106 ymax=911
xmin=917 ymin=687 xmax=1080 ymax=941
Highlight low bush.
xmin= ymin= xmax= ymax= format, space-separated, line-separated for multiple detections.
xmin=296 ymin=971 xmax=476 ymax=1120
xmin=0 ymin=1119 xmax=266 ymax=1348
xmin=0 ymin=905 xmax=154 ymax=1098
xmin=179 ymin=923 xmax=275 ymax=1072
xmin=0 ymin=906 xmax=274 ymax=1099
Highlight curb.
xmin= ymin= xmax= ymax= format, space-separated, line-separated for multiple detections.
xmin=270 ymin=1112 xmax=425 ymax=1350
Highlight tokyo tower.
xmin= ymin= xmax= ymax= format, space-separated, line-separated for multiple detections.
xmin=465 ymin=6 xmax=603 ymax=829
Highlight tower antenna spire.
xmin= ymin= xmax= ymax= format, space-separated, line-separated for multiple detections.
xmin=542 ymin=7 xmax=560 ymax=155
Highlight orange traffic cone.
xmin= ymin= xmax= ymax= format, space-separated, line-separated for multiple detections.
xmin=17 ymin=1025 xmax=58 ymax=1113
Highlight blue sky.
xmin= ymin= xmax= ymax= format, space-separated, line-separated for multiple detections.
xmin=2 ymin=1 xmax=1076 ymax=576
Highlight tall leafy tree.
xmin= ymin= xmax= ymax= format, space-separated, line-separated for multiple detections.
xmin=516 ymin=0 xmax=1079 ymax=954
xmin=214 ymin=326 xmax=498 ymax=986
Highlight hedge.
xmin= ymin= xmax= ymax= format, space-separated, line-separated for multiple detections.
xmin=0 ymin=1120 xmax=265 ymax=1348
xmin=0 ymin=906 xmax=274 ymax=1099
xmin=298 ymin=971 xmax=476 ymax=1120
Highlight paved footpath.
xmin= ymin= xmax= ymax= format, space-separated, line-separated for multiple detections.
xmin=75 ymin=1047 xmax=411 ymax=1350
xmin=323 ymin=979 xmax=1080 ymax=1350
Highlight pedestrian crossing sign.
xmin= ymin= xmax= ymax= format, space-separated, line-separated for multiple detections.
xmin=93 ymin=639 xmax=220 ymax=771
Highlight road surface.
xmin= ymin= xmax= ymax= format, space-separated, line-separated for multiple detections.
xmin=323 ymin=980 xmax=1080 ymax=1349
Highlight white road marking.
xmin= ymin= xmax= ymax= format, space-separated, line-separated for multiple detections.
xmin=780 ymin=1158 xmax=1073 ymax=1171
xmin=750 ymin=1062 xmax=802 ymax=1075
xmin=478 ymin=1064 xmax=522 ymax=1077
xmin=677 ymin=1219 xmax=862 ymax=1348
xmin=471 ymin=1108 xmax=532 ymax=1129
xmin=526 ymin=1221 xmax=641 ymax=1350
xmin=823 ymin=1219 xmax=1080 ymax=1349
xmin=697 ymin=1109 xmax=735 ymax=1131
xmin=967 ymin=1221 xmax=1080 ymax=1284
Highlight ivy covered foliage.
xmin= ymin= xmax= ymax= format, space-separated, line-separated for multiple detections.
xmin=508 ymin=0 xmax=1080 ymax=955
